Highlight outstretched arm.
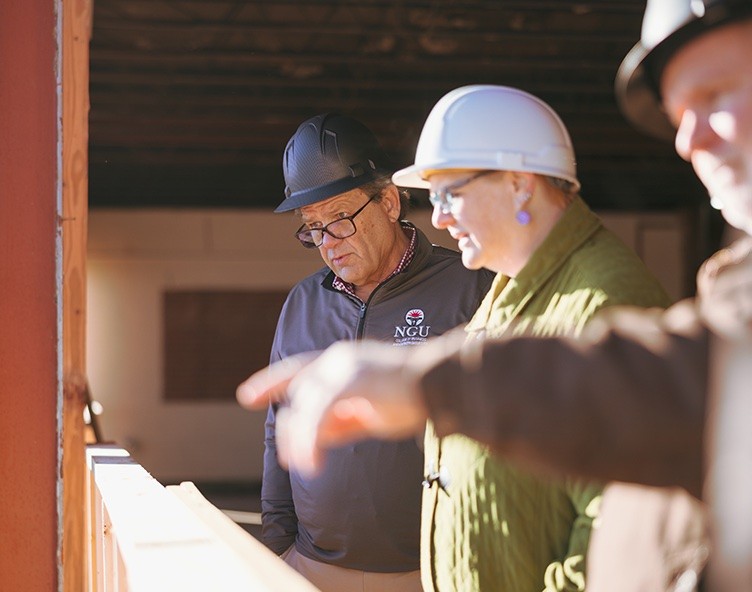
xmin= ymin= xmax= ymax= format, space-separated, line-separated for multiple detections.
xmin=238 ymin=302 xmax=708 ymax=496
xmin=422 ymin=302 xmax=708 ymax=498
xmin=237 ymin=340 xmax=429 ymax=474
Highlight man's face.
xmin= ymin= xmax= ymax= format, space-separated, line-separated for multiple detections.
xmin=299 ymin=187 xmax=400 ymax=287
xmin=661 ymin=19 xmax=752 ymax=235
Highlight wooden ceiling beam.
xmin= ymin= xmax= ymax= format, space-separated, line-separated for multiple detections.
xmin=87 ymin=66 xmax=616 ymax=91
xmin=88 ymin=148 xmax=685 ymax=171
xmin=88 ymin=90 xmax=625 ymax=114
xmin=88 ymin=45 xmax=630 ymax=68
xmin=93 ymin=17 xmax=637 ymax=43
xmin=98 ymin=0 xmax=643 ymax=12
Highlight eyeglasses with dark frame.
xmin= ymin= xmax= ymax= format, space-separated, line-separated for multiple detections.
xmin=429 ymin=170 xmax=496 ymax=214
xmin=294 ymin=193 xmax=379 ymax=248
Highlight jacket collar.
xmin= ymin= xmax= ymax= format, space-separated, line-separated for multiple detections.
xmin=465 ymin=196 xmax=602 ymax=333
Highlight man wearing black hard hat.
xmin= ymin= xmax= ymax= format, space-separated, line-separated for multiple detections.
xmin=238 ymin=113 xmax=492 ymax=591
xmin=238 ymin=2 xmax=752 ymax=590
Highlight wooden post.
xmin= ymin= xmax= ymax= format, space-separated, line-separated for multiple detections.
xmin=62 ymin=0 xmax=93 ymax=591
xmin=0 ymin=1 xmax=62 ymax=590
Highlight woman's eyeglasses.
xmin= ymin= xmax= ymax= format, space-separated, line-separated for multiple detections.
xmin=428 ymin=170 xmax=495 ymax=214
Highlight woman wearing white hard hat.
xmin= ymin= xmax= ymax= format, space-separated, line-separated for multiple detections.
xmin=391 ymin=85 xmax=671 ymax=592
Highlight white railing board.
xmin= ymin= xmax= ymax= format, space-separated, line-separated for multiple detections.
xmin=167 ymin=482 xmax=319 ymax=592
xmin=87 ymin=447 xmax=318 ymax=591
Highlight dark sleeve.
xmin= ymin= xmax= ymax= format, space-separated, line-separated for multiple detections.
xmin=419 ymin=300 xmax=710 ymax=499
xmin=542 ymin=478 xmax=602 ymax=591
xmin=260 ymin=402 xmax=298 ymax=554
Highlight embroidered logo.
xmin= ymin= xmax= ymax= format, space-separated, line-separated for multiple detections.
xmin=394 ymin=308 xmax=431 ymax=346
xmin=405 ymin=309 xmax=424 ymax=326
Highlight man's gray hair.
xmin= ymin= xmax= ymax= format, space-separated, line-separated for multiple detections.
xmin=360 ymin=177 xmax=411 ymax=219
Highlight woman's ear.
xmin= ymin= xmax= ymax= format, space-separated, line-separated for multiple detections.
xmin=510 ymin=171 xmax=536 ymax=196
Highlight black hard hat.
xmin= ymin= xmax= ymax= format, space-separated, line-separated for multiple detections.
xmin=275 ymin=113 xmax=393 ymax=213
xmin=616 ymin=0 xmax=752 ymax=140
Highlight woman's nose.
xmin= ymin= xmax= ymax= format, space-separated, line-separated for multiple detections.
xmin=431 ymin=203 xmax=454 ymax=230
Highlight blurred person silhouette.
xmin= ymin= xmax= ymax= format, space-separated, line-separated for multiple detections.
xmin=591 ymin=0 xmax=752 ymax=590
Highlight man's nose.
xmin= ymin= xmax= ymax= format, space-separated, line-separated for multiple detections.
xmin=319 ymin=230 xmax=341 ymax=249
xmin=674 ymin=108 xmax=716 ymax=162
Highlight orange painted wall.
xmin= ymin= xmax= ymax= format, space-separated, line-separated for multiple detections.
xmin=0 ymin=2 xmax=60 ymax=590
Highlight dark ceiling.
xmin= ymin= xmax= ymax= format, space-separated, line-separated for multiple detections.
xmin=88 ymin=0 xmax=708 ymax=210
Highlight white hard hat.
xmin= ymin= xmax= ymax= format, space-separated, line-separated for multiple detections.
xmin=393 ymin=85 xmax=580 ymax=192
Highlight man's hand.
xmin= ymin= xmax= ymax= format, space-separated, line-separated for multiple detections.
xmin=236 ymin=351 xmax=320 ymax=409
xmin=699 ymin=237 xmax=752 ymax=340
xmin=236 ymin=340 xmax=429 ymax=475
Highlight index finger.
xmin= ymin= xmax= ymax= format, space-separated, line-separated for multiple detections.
xmin=236 ymin=351 xmax=320 ymax=409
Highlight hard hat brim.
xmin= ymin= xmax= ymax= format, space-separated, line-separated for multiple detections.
xmin=391 ymin=164 xmax=431 ymax=190
xmin=616 ymin=4 xmax=752 ymax=142
xmin=393 ymin=160 xmax=511 ymax=190
xmin=393 ymin=160 xmax=581 ymax=193
xmin=615 ymin=41 xmax=676 ymax=142
xmin=274 ymin=169 xmax=390 ymax=213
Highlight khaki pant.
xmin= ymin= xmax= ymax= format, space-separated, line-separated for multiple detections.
xmin=587 ymin=483 xmax=709 ymax=592
xmin=281 ymin=545 xmax=422 ymax=592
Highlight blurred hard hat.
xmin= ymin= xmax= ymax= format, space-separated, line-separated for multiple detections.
xmin=275 ymin=113 xmax=393 ymax=213
xmin=392 ymin=85 xmax=579 ymax=192
xmin=616 ymin=0 xmax=752 ymax=140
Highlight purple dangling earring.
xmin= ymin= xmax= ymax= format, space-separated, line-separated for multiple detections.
xmin=515 ymin=192 xmax=532 ymax=226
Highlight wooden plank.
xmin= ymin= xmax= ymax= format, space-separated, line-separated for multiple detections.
xmin=0 ymin=2 xmax=61 ymax=590
xmin=62 ymin=1 xmax=93 ymax=591
xmin=167 ymin=482 xmax=320 ymax=592
xmin=87 ymin=448 xmax=301 ymax=591
xmin=86 ymin=445 xmax=131 ymax=591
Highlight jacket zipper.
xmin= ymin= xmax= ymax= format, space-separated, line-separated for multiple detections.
xmin=355 ymin=300 xmax=368 ymax=339
xmin=355 ymin=276 xmax=392 ymax=339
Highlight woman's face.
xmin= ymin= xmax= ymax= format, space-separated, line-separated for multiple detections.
xmin=429 ymin=170 xmax=522 ymax=274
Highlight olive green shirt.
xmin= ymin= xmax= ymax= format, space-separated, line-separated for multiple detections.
xmin=421 ymin=197 xmax=672 ymax=592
